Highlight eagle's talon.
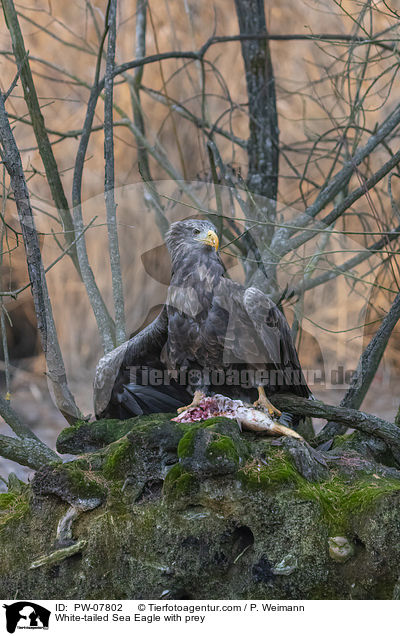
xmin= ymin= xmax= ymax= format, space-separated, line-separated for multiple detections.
xmin=269 ymin=407 xmax=279 ymax=417
xmin=253 ymin=386 xmax=281 ymax=418
xmin=177 ymin=390 xmax=206 ymax=414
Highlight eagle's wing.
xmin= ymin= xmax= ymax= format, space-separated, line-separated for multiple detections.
xmin=243 ymin=287 xmax=298 ymax=367
xmin=212 ymin=279 xmax=281 ymax=366
xmin=243 ymin=286 xmax=311 ymax=396
xmin=93 ymin=306 xmax=168 ymax=417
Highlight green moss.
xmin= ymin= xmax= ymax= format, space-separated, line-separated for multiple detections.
xmin=0 ymin=492 xmax=17 ymax=509
xmin=3 ymin=407 xmax=400 ymax=599
xmin=298 ymin=473 xmax=400 ymax=531
xmin=332 ymin=432 xmax=357 ymax=448
xmin=32 ymin=462 xmax=106 ymax=507
xmin=163 ymin=464 xmax=198 ymax=499
xmin=57 ymin=413 xmax=176 ymax=455
xmin=238 ymin=450 xmax=298 ymax=489
xmin=127 ymin=412 xmax=176 ymax=426
xmin=63 ymin=465 xmax=89 ymax=491
xmin=102 ymin=438 xmax=132 ymax=479
xmin=57 ymin=418 xmax=136 ymax=453
xmin=177 ymin=427 xmax=198 ymax=459
xmin=344 ymin=476 xmax=400 ymax=513
xmin=63 ymin=464 xmax=106 ymax=500
xmin=206 ymin=435 xmax=239 ymax=466
xmin=106 ymin=481 xmax=131 ymax=516
xmin=296 ymin=477 xmax=348 ymax=529
xmin=0 ymin=489 xmax=30 ymax=531
xmin=239 ymin=447 xmax=400 ymax=532
xmin=177 ymin=418 xmax=238 ymax=460
xmin=200 ymin=416 xmax=238 ymax=427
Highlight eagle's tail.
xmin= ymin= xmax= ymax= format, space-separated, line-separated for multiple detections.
xmin=111 ymin=381 xmax=192 ymax=419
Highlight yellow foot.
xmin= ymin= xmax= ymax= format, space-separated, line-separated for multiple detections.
xmin=253 ymin=386 xmax=282 ymax=418
xmin=177 ymin=390 xmax=206 ymax=414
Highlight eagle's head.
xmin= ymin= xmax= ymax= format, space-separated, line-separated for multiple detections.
xmin=165 ymin=219 xmax=219 ymax=263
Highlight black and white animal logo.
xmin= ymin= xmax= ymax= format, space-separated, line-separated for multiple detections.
xmin=3 ymin=602 xmax=50 ymax=633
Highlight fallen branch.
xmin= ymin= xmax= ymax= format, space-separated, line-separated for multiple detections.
xmin=271 ymin=393 xmax=400 ymax=453
xmin=30 ymin=540 xmax=86 ymax=569
xmin=0 ymin=393 xmax=61 ymax=469
xmin=0 ymin=433 xmax=59 ymax=470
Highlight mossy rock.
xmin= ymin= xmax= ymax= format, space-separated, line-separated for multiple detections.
xmin=332 ymin=431 xmax=397 ymax=467
xmin=163 ymin=464 xmax=199 ymax=501
xmin=56 ymin=412 xmax=174 ymax=454
xmin=177 ymin=417 xmax=247 ymax=477
xmin=2 ymin=413 xmax=400 ymax=599
xmin=32 ymin=462 xmax=106 ymax=509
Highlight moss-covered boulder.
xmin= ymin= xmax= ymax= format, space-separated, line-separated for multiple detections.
xmin=2 ymin=412 xmax=400 ymax=599
xmin=177 ymin=417 xmax=246 ymax=477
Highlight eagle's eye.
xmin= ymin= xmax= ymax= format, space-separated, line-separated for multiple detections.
xmin=193 ymin=228 xmax=201 ymax=235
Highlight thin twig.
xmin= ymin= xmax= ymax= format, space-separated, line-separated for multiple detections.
xmin=277 ymin=144 xmax=400 ymax=259
xmin=0 ymin=171 xmax=10 ymax=401
xmin=126 ymin=0 xmax=168 ymax=235
xmin=287 ymin=223 xmax=400 ymax=298
xmin=0 ymin=216 xmax=98 ymax=299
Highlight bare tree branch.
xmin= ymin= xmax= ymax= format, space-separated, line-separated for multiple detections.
xmin=110 ymin=32 xmax=400 ymax=80
xmin=0 ymin=433 xmax=59 ymax=470
xmin=72 ymin=4 xmax=116 ymax=354
xmin=345 ymin=290 xmax=400 ymax=407
xmin=0 ymin=391 xmax=59 ymax=470
xmin=131 ymin=0 xmax=151 ymax=180
xmin=0 ymin=393 xmax=41 ymax=442
xmin=0 ymin=216 xmax=97 ymax=299
xmin=0 ymin=90 xmax=81 ymax=424
xmin=272 ymin=103 xmax=400 ymax=255
xmin=104 ymin=0 xmax=126 ymax=346
xmin=318 ymin=289 xmax=400 ymax=440
xmin=277 ymin=145 xmax=400 ymax=259
xmin=126 ymin=0 xmax=168 ymax=235
xmin=271 ymin=393 xmax=400 ymax=454
xmin=142 ymin=85 xmax=247 ymax=148
xmin=288 ymin=223 xmax=400 ymax=297
xmin=1 ymin=0 xmax=79 ymax=270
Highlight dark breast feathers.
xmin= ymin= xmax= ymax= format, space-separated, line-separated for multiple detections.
xmin=163 ymin=271 xmax=310 ymax=402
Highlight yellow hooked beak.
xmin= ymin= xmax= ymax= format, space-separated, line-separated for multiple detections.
xmin=197 ymin=229 xmax=219 ymax=251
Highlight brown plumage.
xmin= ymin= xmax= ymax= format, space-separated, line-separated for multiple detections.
xmin=94 ymin=219 xmax=311 ymax=421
